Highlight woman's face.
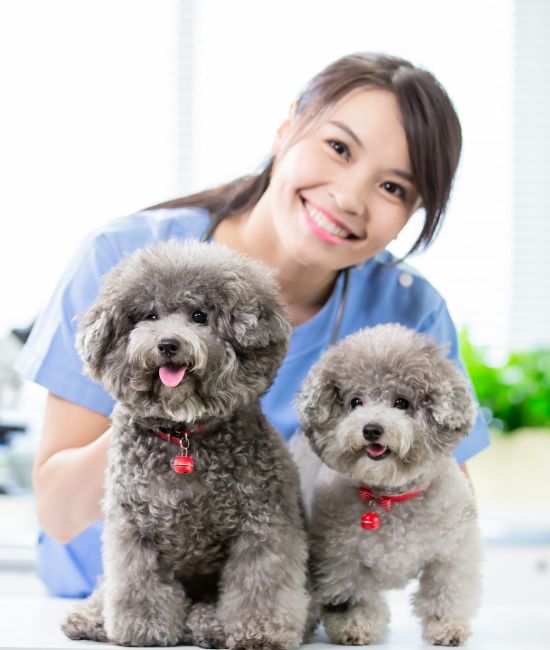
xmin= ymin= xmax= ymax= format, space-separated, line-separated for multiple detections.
xmin=264 ymin=87 xmax=420 ymax=271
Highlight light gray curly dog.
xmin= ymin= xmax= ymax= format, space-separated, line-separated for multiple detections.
xmin=294 ymin=324 xmax=482 ymax=647
xmin=61 ymin=239 xmax=309 ymax=648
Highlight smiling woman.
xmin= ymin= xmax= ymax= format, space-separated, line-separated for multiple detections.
xmin=15 ymin=52 xmax=490 ymax=599
xmin=260 ymin=88 xmax=419 ymax=271
xmin=193 ymin=54 xmax=461 ymax=325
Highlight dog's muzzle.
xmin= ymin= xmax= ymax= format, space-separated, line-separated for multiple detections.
xmin=156 ymin=339 xmax=190 ymax=388
xmin=157 ymin=338 xmax=180 ymax=357
xmin=363 ymin=423 xmax=391 ymax=461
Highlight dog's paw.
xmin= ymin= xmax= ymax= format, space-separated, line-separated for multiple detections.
xmin=230 ymin=638 xmax=285 ymax=650
xmin=195 ymin=635 xmax=227 ymax=649
xmin=325 ymin=623 xmax=382 ymax=646
xmin=323 ymin=610 xmax=389 ymax=646
xmin=223 ymin=590 xmax=309 ymax=650
xmin=106 ymin=617 xmax=184 ymax=647
xmin=61 ymin=609 xmax=108 ymax=642
xmin=422 ymin=618 xmax=471 ymax=646
xmin=186 ymin=602 xmax=227 ymax=649
xmin=109 ymin=627 xmax=183 ymax=647
xmin=104 ymin=588 xmax=190 ymax=646
xmin=228 ymin=628 xmax=301 ymax=650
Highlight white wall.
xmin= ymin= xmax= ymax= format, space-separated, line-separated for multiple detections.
xmin=0 ymin=0 xmax=180 ymax=333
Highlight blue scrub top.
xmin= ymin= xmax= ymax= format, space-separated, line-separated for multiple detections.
xmin=15 ymin=207 xmax=490 ymax=597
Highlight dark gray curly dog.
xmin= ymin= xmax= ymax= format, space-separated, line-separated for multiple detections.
xmin=294 ymin=324 xmax=482 ymax=647
xmin=61 ymin=239 xmax=309 ymax=648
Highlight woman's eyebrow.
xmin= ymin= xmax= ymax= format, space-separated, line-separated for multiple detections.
xmin=329 ymin=120 xmax=363 ymax=149
xmin=329 ymin=120 xmax=415 ymax=183
xmin=391 ymin=169 xmax=415 ymax=184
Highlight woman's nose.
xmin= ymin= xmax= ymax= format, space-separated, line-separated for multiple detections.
xmin=330 ymin=173 xmax=367 ymax=217
xmin=332 ymin=190 xmax=364 ymax=216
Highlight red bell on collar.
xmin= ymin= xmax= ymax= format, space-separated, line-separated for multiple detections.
xmin=361 ymin=512 xmax=381 ymax=530
xmin=172 ymin=455 xmax=194 ymax=474
xmin=155 ymin=427 xmax=198 ymax=475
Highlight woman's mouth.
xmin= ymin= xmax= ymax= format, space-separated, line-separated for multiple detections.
xmin=302 ymin=200 xmax=358 ymax=243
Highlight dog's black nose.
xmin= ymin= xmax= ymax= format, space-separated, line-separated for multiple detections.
xmin=157 ymin=338 xmax=179 ymax=356
xmin=363 ymin=424 xmax=384 ymax=441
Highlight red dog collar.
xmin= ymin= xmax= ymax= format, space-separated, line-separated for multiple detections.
xmin=155 ymin=425 xmax=205 ymax=475
xmin=358 ymin=485 xmax=426 ymax=530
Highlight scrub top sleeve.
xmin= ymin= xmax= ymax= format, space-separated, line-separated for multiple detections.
xmin=418 ymin=300 xmax=491 ymax=464
xmin=14 ymin=232 xmax=119 ymax=416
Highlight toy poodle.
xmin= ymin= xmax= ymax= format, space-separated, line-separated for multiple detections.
xmin=61 ymin=239 xmax=309 ymax=648
xmin=295 ymin=323 xmax=482 ymax=646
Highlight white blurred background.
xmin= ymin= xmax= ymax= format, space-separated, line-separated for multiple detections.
xmin=3 ymin=0 xmax=548 ymax=353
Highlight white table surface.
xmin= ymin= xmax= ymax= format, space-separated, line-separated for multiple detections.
xmin=1 ymin=543 xmax=549 ymax=649
xmin=0 ymin=593 xmax=548 ymax=650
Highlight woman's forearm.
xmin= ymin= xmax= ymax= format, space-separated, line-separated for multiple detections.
xmin=33 ymin=428 xmax=111 ymax=543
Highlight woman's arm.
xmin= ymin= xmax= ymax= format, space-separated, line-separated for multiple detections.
xmin=32 ymin=393 xmax=111 ymax=543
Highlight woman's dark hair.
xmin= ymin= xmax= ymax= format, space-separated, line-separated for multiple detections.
xmin=149 ymin=53 xmax=462 ymax=256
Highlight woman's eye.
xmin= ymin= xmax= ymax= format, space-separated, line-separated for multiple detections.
xmin=327 ymin=139 xmax=350 ymax=159
xmin=383 ymin=181 xmax=406 ymax=200
xmin=350 ymin=397 xmax=363 ymax=409
xmin=144 ymin=312 xmax=158 ymax=321
xmin=192 ymin=310 xmax=208 ymax=325
xmin=394 ymin=398 xmax=410 ymax=410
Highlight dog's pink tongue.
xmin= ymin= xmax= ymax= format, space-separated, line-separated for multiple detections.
xmin=159 ymin=365 xmax=187 ymax=388
xmin=367 ymin=443 xmax=387 ymax=457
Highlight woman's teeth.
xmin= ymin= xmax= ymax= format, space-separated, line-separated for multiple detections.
xmin=305 ymin=202 xmax=351 ymax=239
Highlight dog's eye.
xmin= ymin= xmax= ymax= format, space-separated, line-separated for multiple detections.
xmin=144 ymin=312 xmax=158 ymax=321
xmin=394 ymin=398 xmax=409 ymax=410
xmin=350 ymin=397 xmax=363 ymax=409
xmin=192 ymin=310 xmax=208 ymax=325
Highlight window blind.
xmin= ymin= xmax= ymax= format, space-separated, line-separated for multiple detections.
xmin=511 ymin=0 xmax=550 ymax=348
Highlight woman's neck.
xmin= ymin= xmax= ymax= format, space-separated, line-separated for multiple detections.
xmin=212 ymin=210 xmax=340 ymax=326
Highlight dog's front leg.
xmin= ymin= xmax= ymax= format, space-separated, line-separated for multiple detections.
xmin=311 ymin=551 xmax=390 ymax=645
xmin=412 ymin=526 xmax=482 ymax=646
xmin=218 ymin=525 xmax=309 ymax=650
xmin=101 ymin=517 xmax=190 ymax=647
xmin=184 ymin=602 xmax=227 ymax=649
xmin=61 ymin=578 xmax=108 ymax=641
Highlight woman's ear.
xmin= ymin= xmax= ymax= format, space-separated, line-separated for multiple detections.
xmin=272 ymin=101 xmax=298 ymax=156
xmin=272 ymin=119 xmax=291 ymax=157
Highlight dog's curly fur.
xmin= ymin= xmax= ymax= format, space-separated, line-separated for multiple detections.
xmin=61 ymin=239 xmax=309 ymax=648
xmin=294 ymin=324 xmax=482 ymax=646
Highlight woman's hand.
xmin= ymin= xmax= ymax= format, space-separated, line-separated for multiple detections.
xmin=32 ymin=393 xmax=111 ymax=543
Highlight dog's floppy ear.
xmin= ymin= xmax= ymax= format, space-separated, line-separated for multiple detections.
xmin=232 ymin=302 xmax=291 ymax=352
xmin=228 ymin=297 xmax=293 ymax=384
xmin=427 ymin=362 xmax=478 ymax=445
xmin=296 ymin=366 xmax=343 ymax=439
xmin=76 ymin=302 xmax=117 ymax=382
